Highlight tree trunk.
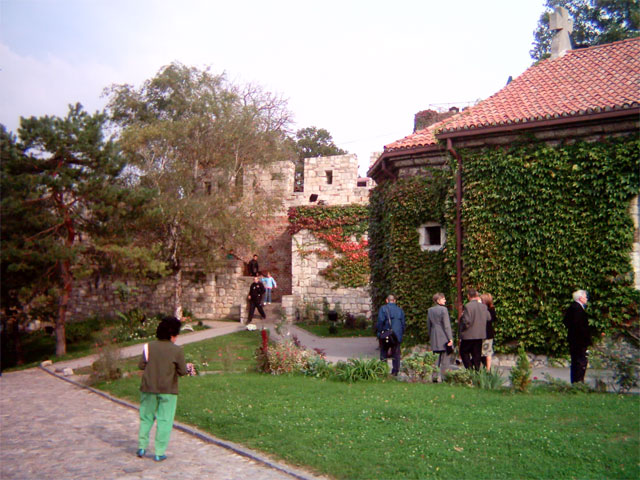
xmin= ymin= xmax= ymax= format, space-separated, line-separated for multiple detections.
xmin=173 ymin=267 xmax=183 ymax=320
xmin=56 ymin=258 xmax=73 ymax=356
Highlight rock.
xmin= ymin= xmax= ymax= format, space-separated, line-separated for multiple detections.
xmin=40 ymin=360 xmax=53 ymax=367
xmin=62 ymin=368 xmax=74 ymax=376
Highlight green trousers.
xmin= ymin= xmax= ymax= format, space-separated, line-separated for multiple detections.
xmin=138 ymin=392 xmax=178 ymax=456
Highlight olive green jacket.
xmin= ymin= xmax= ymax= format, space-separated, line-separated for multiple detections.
xmin=138 ymin=340 xmax=187 ymax=395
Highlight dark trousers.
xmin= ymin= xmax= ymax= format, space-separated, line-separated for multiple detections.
xmin=570 ymin=348 xmax=588 ymax=383
xmin=248 ymin=302 xmax=266 ymax=323
xmin=380 ymin=341 xmax=401 ymax=375
xmin=460 ymin=339 xmax=483 ymax=370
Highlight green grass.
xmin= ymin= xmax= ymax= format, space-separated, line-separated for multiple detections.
xmin=97 ymin=334 xmax=640 ymax=479
xmin=296 ymin=323 xmax=375 ymax=338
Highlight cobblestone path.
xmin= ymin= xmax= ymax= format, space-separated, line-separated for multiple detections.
xmin=0 ymin=368 xmax=324 ymax=480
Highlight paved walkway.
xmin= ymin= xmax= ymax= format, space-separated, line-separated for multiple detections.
xmin=0 ymin=368 xmax=326 ymax=480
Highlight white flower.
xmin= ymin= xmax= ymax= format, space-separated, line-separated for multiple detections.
xmin=246 ymin=324 xmax=257 ymax=331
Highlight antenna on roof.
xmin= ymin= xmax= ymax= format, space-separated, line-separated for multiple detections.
xmin=549 ymin=6 xmax=573 ymax=59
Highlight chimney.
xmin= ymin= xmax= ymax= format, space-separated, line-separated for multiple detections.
xmin=414 ymin=108 xmax=459 ymax=132
xmin=549 ymin=6 xmax=573 ymax=59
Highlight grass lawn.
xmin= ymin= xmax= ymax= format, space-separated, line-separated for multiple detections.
xmin=296 ymin=323 xmax=375 ymax=338
xmin=97 ymin=333 xmax=640 ymax=479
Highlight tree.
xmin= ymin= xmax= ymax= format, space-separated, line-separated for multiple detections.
xmin=0 ymin=105 xmax=153 ymax=355
xmin=105 ymin=63 xmax=293 ymax=318
xmin=291 ymin=127 xmax=347 ymax=191
xmin=530 ymin=0 xmax=640 ymax=61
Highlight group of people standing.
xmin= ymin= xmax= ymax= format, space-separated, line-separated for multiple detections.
xmin=379 ymin=287 xmax=591 ymax=385
xmin=427 ymin=289 xmax=496 ymax=381
xmin=376 ymin=289 xmax=496 ymax=379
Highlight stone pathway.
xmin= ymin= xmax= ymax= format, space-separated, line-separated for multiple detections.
xmin=0 ymin=368 xmax=327 ymax=480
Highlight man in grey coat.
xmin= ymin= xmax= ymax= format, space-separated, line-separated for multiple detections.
xmin=428 ymin=292 xmax=454 ymax=382
xmin=459 ymin=288 xmax=490 ymax=370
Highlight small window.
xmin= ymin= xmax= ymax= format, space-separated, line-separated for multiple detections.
xmin=326 ymin=170 xmax=333 ymax=185
xmin=309 ymin=194 xmax=318 ymax=202
xmin=417 ymin=222 xmax=446 ymax=251
xmin=357 ymin=180 xmax=367 ymax=187
xmin=204 ymin=181 xmax=212 ymax=195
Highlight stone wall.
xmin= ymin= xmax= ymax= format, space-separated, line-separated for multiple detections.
xmin=68 ymin=260 xmax=256 ymax=321
xmin=67 ymin=154 xmax=374 ymax=323
xmin=283 ymin=229 xmax=372 ymax=322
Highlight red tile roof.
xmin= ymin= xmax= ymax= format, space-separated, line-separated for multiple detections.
xmin=384 ymin=37 xmax=640 ymax=152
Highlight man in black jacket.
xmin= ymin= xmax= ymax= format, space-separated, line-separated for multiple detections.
xmin=248 ymin=254 xmax=260 ymax=277
xmin=247 ymin=276 xmax=266 ymax=324
xmin=563 ymin=289 xmax=591 ymax=383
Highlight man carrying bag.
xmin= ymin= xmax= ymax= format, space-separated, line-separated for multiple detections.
xmin=376 ymin=295 xmax=406 ymax=376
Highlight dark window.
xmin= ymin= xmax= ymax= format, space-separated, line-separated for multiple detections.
xmin=357 ymin=180 xmax=367 ymax=187
xmin=309 ymin=194 xmax=318 ymax=202
xmin=204 ymin=181 xmax=212 ymax=195
xmin=326 ymin=170 xmax=333 ymax=184
xmin=425 ymin=226 xmax=441 ymax=246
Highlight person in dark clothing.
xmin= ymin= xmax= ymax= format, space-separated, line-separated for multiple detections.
xmin=563 ymin=289 xmax=591 ymax=383
xmin=459 ymin=288 xmax=490 ymax=370
xmin=248 ymin=254 xmax=260 ymax=277
xmin=247 ymin=275 xmax=266 ymax=323
xmin=376 ymin=295 xmax=406 ymax=376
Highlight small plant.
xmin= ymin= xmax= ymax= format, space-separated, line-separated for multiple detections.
xmin=443 ymin=368 xmax=474 ymax=386
xmin=303 ymin=355 xmax=333 ymax=379
xmin=510 ymin=345 xmax=532 ymax=393
xmin=88 ymin=337 xmax=121 ymax=384
xmin=345 ymin=313 xmax=357 ymax=329
xmin=328 ymin=324 xmax=338 ymax=334
xmin=402 ymin=352 xmax=438 ymax=383
xmin=469 ymin=368 xmax=505 ymax=390
xmin=334 ymin=358 xmax=389 ymax=382
xmin=591 ymin=337 xmax=639 ymax=394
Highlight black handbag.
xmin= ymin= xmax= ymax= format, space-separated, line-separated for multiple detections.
xmin=379 ymin=307 xmax=397 ymax=347
xmin=446 ymin=342 xmax=454 ymax=355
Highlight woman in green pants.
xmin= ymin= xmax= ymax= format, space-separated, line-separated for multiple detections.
xmin=137 ymin=316 xmax=187 ymax=461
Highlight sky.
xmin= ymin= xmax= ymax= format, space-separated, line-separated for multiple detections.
xmin=0 ymin=0 xmax=546 ymax=176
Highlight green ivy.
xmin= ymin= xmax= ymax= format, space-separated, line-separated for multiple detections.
xmin=288 ymin=205 xmax=369 ymax=288
xmin=369 ymin=137 xmax=639 ymax=355
xmin=369 ymin=172 xmax=454 ymax=342
xmin=451 ymin=137 xmax=640 ymax=354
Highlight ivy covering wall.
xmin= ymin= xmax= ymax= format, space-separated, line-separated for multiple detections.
xmin=288 ymin=205 xmax=369 ymax=288
xmin=369 ymin=137 xmax=639 ymax=354
xmin=369 ymin=171 xmax=454 ymax=342
xmin=458 ymin=137 xmax=640 ymax=354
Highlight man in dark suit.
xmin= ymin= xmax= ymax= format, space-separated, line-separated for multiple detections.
xmin=247 ymin=276 xmax=266 ymax=324
xmin=563 ymin=289 xmax=591 ymax=383
xmin=459 ymin=288 xmax=490 ymax=370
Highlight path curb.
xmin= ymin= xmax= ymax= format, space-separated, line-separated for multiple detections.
xmin=38 ymin=365 xmax=322 ymax=480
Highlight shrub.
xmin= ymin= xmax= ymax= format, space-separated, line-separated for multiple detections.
xmin=443 ymin=368 xmax=474 ymax=386
xmin=334 ymin=358 xmax=389 ymax=382
xmin=591 ymin=336 xmax=639 ymax=394
xmin=303 ymin=355 xmax=333 ymax=379
xmin=510 ymin=345 xmax=532 ymax=393
xmin=401 ymin=352 xmax=439 ymax=383
xmin=88 ymin=338 xmax=121 ymax=384
xmin=65 ymin=315 xmax=106 ymax=344
xmin=113 ymin=310 xmax=160 ymax=342
xmin=469 ymin=368 xmax=505 ymax=390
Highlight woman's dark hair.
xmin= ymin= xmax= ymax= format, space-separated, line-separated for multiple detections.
xmin=156 ymin=316 xmax=182 ymax=340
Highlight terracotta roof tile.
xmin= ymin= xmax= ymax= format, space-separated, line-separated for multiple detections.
xmin=385 ymin=37 xmax=640 ymax=152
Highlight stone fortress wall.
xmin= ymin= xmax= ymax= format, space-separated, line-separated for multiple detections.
xmin=67 ymin=154 xmax=376 ymax=323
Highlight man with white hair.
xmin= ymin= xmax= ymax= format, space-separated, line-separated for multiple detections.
xmin=563 ymin=289 xmax=592 ymax=383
